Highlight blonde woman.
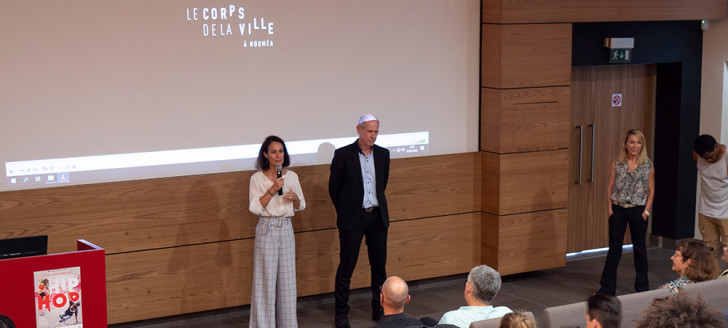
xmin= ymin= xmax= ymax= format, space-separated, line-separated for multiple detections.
xmin=598 ymin=129 xmax=655 ymax=295
xmin=498 ymin=311 xmax=536 ymax=328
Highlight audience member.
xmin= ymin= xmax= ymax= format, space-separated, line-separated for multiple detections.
xmin=438 ymin=265 xmax=512 ymax=328
xmin=634 ymin=293 xmax=727 ymax=328
xmin=498 ymin=310 xmax=536 ymax=328
xmin=0 ymin=315 xmax=15 ymax=328
xmin=372 ymin=276 xmax=423 ymax=328
xmin=660 ymin=239 xmax=720 ymax=295
xmin=586 ymin=293 xmax=621 ymax=328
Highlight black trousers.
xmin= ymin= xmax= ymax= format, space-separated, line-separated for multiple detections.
xmin=334 ymin=209 xmax=388 ymax=317
xmin=599 ymin=204 xmax=649 ymax=295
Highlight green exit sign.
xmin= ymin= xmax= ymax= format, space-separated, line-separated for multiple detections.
xmin=609 ymin=49 xmax=632 ymax=63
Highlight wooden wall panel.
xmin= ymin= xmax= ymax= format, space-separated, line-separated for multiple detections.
xmin=482 ymin=0 xmax=726 ymax=23
xmin=481 ymin=87 xmax=570 ymax=153
xmin=388 ymin=153 xmax=482 ymax=218
xmin=105 ymin=214 xmax=478 ymax=324
xmin=0 ymin=153 xmax=479 ymax=254
xmin=0 ymin=153 xmax=482 ymax=324
xmin=482 ymin=150 xmax=569 ymax=215
xmin=0 ymin=172 xmax=255 ymax=254
xmin=481 ymin=209 xmax=567 ymax=276
xmin=106 ymin=239 xmax=255 ymax=323
xmin=482 ymin=24 xmax=572 ymax=89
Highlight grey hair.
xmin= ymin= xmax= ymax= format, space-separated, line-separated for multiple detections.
xmin=468 ymin=264 xmax=501 ymax=304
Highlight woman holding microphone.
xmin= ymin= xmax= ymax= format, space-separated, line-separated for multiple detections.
xmin=249 ymin=135 xmax=305 ymax=327
xmin=598 ymin=129 xmax=655 ymax=295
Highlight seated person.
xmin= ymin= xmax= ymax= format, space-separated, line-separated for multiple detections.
xmin=586 ymin=293 xmax=621 ymax=328
xmin=497 ymin=310 xmax=536 ymax=328
xmin=660 ymin=239 xmax=720 ymax=295
xmin=372 ymin=276 xmax=423 ymax=328
xmin=634 ymin=293 xmax=727 ymax=328
xmin=438 ymin=265 xmax=512 ymax=328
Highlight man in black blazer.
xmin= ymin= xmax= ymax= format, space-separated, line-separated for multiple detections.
xmin=329 ymin=114 xmax=390 ymax=328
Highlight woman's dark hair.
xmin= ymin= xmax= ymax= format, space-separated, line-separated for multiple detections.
xmin=254 ymin=135 xmax=290 ymax=170
xmin=693 ymin=134 xmax=717 ymax=155
xmin=677 ymin=239 xmax=720 ymax=282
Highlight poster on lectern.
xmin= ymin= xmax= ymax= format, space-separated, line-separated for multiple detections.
xmin=34 ymin=266 xmax=83 ymax=328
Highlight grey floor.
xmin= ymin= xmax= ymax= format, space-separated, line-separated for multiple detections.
xmin=110 ymin=247 xmax=682 ymax=328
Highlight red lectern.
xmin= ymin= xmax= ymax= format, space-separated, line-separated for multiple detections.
xmin=0 ymin=239 xmax=107 ymax=327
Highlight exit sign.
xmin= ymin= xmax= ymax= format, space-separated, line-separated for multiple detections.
xmin=610 ymin=49 xmax=631 ymax=63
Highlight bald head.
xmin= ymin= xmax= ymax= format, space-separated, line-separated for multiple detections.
xmin=381 ymin=276 xmax=410 ymax=311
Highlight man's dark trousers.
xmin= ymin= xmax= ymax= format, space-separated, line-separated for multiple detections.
xmin=335 ymin=208 xmax=387 ymax=319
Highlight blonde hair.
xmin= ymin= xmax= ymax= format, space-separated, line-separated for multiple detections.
xmin=617 ymin=129 xmax=649 ymax=165
xmin=498 ymin=311 xmax=536 ymax=328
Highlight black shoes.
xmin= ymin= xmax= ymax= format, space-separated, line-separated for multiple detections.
xmin=335 ymin=314 xmax=351 ymax=328
xmin=335 ymin=308 xmax=382 ymax=327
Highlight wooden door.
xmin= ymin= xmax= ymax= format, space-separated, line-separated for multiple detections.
xmin=568 ymin=65 xmax=655 ymax=253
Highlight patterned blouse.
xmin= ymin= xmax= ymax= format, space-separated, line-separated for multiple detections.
xmin=660 ymin=276 xmax=694 ymax=295
xmin=610 ymin=160 xmax=653 ymax=206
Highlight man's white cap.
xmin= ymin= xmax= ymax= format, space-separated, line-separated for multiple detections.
xmin=358 ymin=114 xmax=379 ymax=125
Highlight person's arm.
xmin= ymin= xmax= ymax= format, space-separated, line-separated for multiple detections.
xmin=249 ymin=173 xmax=278 ymax=215
xmin=642 ymin=166 xmax=656 ymax=220
xmin=328 ymin=149 xmax=344 ymax=209
xmin=284 ymin=172 xmax=305 ymax=211
xmin=606 ymin=161 xmax=616 ymax=217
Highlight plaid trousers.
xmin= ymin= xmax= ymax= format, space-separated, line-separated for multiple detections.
xmin=250 ymin=217 xmax=297 ymax=328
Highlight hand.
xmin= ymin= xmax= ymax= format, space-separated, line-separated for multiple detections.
xmin=641 ymin=212 xmax=648 ymax=221
xmin=608 ymin=207 xmax=613 ymax=217
xmin=282 ymin=191 xmax=298 ymax=202
xmin=271 ymin=177 xmax=284 ymax=194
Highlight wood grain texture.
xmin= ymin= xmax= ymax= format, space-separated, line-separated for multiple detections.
xmin=481 ymin=87 xmax=571 ymax=153
xmin=481 ymin=209 xmax=567 ymax=275
xmin=0 ymin=153 xmax=480 ymax=254
xmin=482 ymin=0 xmax=726 ymax=23
xmin=0 ymin=153 xmax=482 ymax=323
xmin=568 ymin=65 xmax=655 ymax=253
xmin=482 ymin=24 xmax=572 ymax=89
xmin=105 ymin=214 xmax=478 ymax=324
xmin=482 ymin=150 xmax=569 ymax=215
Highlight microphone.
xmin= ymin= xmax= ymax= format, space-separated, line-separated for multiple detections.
xmin=276 ymin=164 xmax=283 ymax=195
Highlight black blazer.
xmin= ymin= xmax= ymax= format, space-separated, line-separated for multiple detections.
xmin=328 ymin=140 xmax=390 ymax=231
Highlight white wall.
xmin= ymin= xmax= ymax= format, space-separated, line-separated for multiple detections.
xmin=697 ymin=16 xmax=728 ymax=237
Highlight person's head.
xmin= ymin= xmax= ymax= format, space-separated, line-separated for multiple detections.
xmin=635 ymin=293 xmax=727 ymax=328
xmin=254 ymin=135 xmax=290 ymax=170
xmin=586 ymin=293 xmax=621 ymax=328
xmin=356 ymin=114 xmax=380 ymax=150
xmin=465 ymin=264 xmax=502 ymax=306
xmin=498 ymin=310 xmax=536 ymax=328
xmin=694 ymin=134 xmax=718 ymax=161
xmin=0 ymin=315 xmax=15 ymax=328
xmin=618 ymin=129 xmax=649 ymax=165
xmin=379 ymin=276 xmax=410 ymax=314
xmin=671 ymin=239 xmax=720 ymax=282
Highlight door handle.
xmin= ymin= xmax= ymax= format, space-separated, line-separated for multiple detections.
xmin=588 ymin=124 xmax=595 ymax=182
xmin=575 ymin=125 xmax=583 ymax=184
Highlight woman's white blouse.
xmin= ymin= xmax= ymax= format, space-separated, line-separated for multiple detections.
xmin=249 ymin=170 xmax=306 ymax=217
